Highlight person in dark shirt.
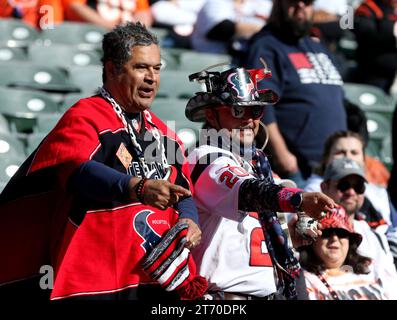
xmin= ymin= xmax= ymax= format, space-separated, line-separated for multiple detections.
xmin=353 ymin=0 xmax=397 ymax=94
xmin=243 ymin=0 xmax=347 ymax=187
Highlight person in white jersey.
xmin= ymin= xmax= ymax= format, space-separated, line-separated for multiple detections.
xmin=184 ymin=64 xmax=336 ymax=300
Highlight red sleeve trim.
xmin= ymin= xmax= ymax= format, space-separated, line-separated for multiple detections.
xmin=278 ymin=187 xmax=303 ymax=212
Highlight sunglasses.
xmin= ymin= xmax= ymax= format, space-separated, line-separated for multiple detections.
xmin=218 ymin=105 xmax=264 ymax=120
xmin=337 ymin=180 xmax=366 ymax=194
xmin=321 ymin=228 xmax=350 ymax=239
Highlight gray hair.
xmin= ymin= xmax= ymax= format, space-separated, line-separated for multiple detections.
xmin=101 ymin=22 xmax=159 ymax=82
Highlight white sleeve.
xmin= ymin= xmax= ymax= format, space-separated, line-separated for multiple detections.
xmin=190 ymin=153 xmax=254 ymax=221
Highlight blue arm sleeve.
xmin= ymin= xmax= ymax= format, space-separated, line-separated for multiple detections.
xmin=175 ymin=196 xmax=199 ymax=226
xmin=69 ymin=160 xmax=132 ymax=202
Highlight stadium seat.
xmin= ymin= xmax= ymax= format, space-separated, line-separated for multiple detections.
xmin=0 ymin=46 xmax=28 ymax=62
xmin=0 ymin=87 xmax=59 ymax=133
xmin=150 ymin=98 xmax=203 ymax=149
xmin=35 ymin=113 xmax=62 ymax=134
xmin=0 ymin=18 xmax=39 ymax=48
xmin=160 ymin=47 xmax=181 ymax=70
xmin=59 ymin=92 xmax=93 ymax=113
xmin=0 ymin=114 xmax=10 ymax=134
xmin=344 ymin=82 xmax=395 ymax=119
xmin=29 ymin=44 xmax=101 ymax=69
xmin=157 ymin=70 xmax=203 ymax=99
xmin=337 ymin=30 xmax=357 ymax=60
xmin=380 ymin=136 xmax=392 ymax=170
xmin=149 ymin=27 xmax=172 ymax=46
xmin=0 ymin=133 xmax=26 ymax=159
xmin=38 ymin=22 xmax=106 ymax=50
xmin=25 ymin=132 xmax=47 ymax=155
xmin=366 ymin=111 xmax=391 ymax=140
xmin=68 ymin=65 xmax=102 ymax=94
xmin=0 ymin=61 xmax=80 ymax=93
xmin=0 ymin=156 xmax=24 ymax=191
xmin=179 ymin=51 xmax=232 ymax=71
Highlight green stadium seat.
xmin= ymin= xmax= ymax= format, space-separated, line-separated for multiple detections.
xmin=0 ymin=87 xmax=59 ymax=132
xmin=0 ymin=156 xmax=24 ymax=191
xmin=380 ymin=136 xmax=392 ymax=170
xmin=149 ymin=27 xmax=172 ymax=46
xmin=59 ymin=92 xmax=92 ymax=113
xmin=0 ymin=133 xmax=26 ymax=159
xmin=0 ymin=61 xmax=80 ymax=93
xmin=344 ymin=82 xmax=395 ymax=119
xmin=179 ymin=51 xmax=232 ymax=71
xmin=29 ymin=44 xmax=101 ymax=69
xmin=35 ymin=113 xmax=62 ymax=133
xmin=0 ymin=18 xmax=39 ymax=48
xmin=365 ymin=138 xmax=381 ymax=160
xmin=25 ymin=132 xmax=47 ymax=155
xmin=160 ymin=48 xmax=181 ymax=70
xmin=150 ymin=98 xmax=202 ymax=149
xmin=157 ymin=70 xmax=203 ymax=99
xmin=68 ymin=65 xmax=102 ymax=94
xmin=0 ymin=114 xmax=10 ymax=134
xmin=0 ymin=46 xmax=28 ymax=62
xmin=366 ymin=112 xmax=391 ymax=140
xmin=38 ymin=22 xmax=106 ymax=50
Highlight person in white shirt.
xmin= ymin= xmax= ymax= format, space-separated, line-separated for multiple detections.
xmin=317 ymin=157 xmax=397 ymax=298
xmin=300 ymin=206 xmax=397 ymax=300
xmin=184 ymin=63 xmax=336 ymax=300
xmin=191 ymin=0 xmax=272 ymax=54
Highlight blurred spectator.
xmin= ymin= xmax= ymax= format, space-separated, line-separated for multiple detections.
xmin=312 ymin=0 xmax=349 ymax=52
xmin=150 ymin=0 xmax=205 ymax=48
xmin=318 ymin=158 xmax=397 ymax=294
xmin=0 ymin=0 xmax=64 ymax=28
xmin=300 ymin=207 xmax=397 ymax=300
xmin=389 ymin=103 xmax=397 ymax=210
xmin=151 ymin=0 xmax=204 ymax=32
xmin=305 ymin=130 xmax=396 ymax=227
xmin=353 ymin=0 xmax=397 ymax=93
xmin=191 ymin=0 xmax=272 ymax=55
xmin=63 ymin=0 xmax=152 ymax=29
xmin=244 ymin=0 xmax=347 ymax=187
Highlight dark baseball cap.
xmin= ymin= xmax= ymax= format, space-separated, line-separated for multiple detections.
xmin=323 ymin=158 xmax=367 ymax=182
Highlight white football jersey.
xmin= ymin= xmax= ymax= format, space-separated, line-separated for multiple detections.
xmin=188 ymin=144 xmax=277 ymax=297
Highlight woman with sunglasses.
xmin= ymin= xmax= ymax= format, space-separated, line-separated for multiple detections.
xmin=299 ymin=207 xmax=397 ymax=300
xmin=184 ymin=65 xmax=337 ymax=300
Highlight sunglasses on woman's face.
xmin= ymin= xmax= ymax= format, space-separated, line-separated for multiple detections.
xmin=219 ymin=105 xmax=264 ymax=120
xmin=336 ymin=179 xmax=366 ymax=194
xmin=321 ymin=228 xmax=350 ymax=239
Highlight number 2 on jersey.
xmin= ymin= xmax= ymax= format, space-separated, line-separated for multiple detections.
xmin=249 ymin=227 xmax=272 ymax=267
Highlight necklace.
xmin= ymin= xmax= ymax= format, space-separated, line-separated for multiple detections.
xmin=99 ymin=87 xmax=169 ymax=178
xmin=316 ymin=271 xmax=340 ymax=300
